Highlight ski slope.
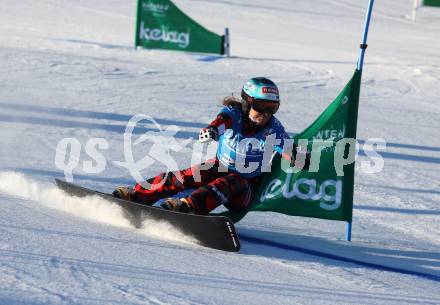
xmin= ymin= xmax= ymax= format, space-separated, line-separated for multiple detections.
xmin=0 ymin=0 xmax=439 ymax=304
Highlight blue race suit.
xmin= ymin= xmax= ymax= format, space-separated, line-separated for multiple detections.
xmin=216 ymin=105 xmax=289 ymax=178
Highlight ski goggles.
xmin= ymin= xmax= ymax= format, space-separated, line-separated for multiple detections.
xmin=241 ymin=91 xmax=280 ymax=114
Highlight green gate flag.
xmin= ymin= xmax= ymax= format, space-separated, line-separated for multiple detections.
xmin=135 ymin=0 xmax=226 ymax=54
xmin=423 ymin=0 xmax=440 ymax=7
xmin=220 ymin=70 xmax=362 ymax=223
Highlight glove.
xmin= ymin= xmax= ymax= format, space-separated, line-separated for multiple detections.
xmin=199 ymin=126 xmax=219 ymax=143
xmin=290 ymin=145 xmax=311 ymax=170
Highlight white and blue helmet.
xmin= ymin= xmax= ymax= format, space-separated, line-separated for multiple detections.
xmin=241 ymin=77 xmax=280 ymax=103
xmin=241 ymin=77 xmax=280 ymax=114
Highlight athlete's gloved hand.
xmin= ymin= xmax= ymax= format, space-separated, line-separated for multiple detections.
xmin=199 ymin=126 xmax=219 ymax=143
xmin=290 ymin=145 xmax=311 ymax=170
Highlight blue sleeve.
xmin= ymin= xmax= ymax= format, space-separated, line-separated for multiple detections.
xmin=274 ymin=145 xmax=284 ymax=155
xmin=219 ymin=105 xmax=241 ymax=121
xmin=273 ymin=120 xmax=290 ymax=155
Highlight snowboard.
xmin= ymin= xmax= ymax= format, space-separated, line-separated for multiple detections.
xmin=55 ymin=179 xmax=240 ymax=252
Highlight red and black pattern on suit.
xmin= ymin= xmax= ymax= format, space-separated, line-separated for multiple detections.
xmin=133 ymin=158 xmax=262 ymax=215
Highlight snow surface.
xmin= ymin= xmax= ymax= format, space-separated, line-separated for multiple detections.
xmin=1 ymin=0 xmax=440 ymax=304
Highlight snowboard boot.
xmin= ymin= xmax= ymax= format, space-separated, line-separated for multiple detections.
xmin=112 ymin=186 xmax=135 ymax=202
xmin=161 ymin=197 xmax=194 ymax=213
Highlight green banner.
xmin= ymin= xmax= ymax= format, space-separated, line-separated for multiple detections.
xmin=135 ymin=0 xmax=225 ymax=54
xmin=252 ymin=70 xmax=362 ymax=222
xmin=423 ymin=0 xmax=440 ymax=7
xmin=220 ymin=70 xmax=362 ymax=223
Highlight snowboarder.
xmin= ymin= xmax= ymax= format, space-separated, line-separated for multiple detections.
xmin=113 ymin=77 xmax=304 ymax=215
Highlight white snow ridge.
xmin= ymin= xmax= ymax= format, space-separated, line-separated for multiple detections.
xmin=0 ymin=171 xmax=198 ymax=246
xmin=0 ymin=171 xmax=131 ymax=227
